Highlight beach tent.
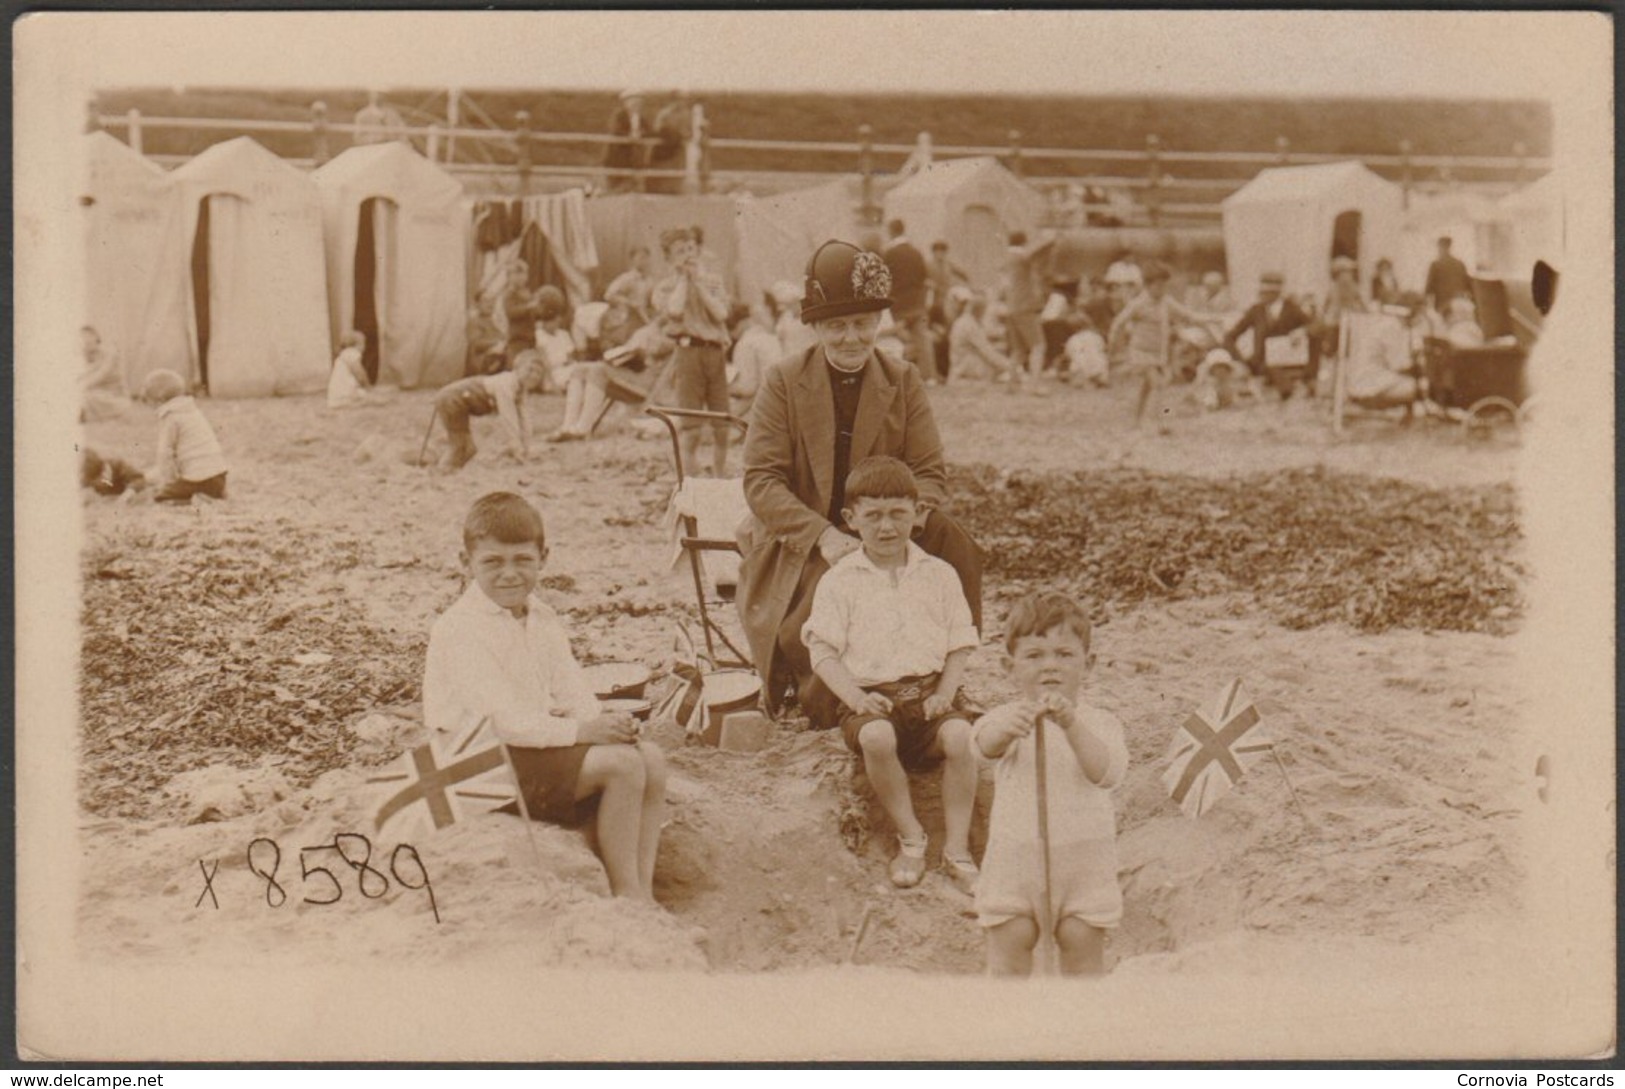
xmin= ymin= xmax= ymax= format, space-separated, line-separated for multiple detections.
xmin=882 ymin=157 xmax=1047 ymax=289
xmin=587 ymin=193 xmax=740 ymax=295
xmin=170 ymin=137 xmax=331 ymax=398
xmin=1221 ymin=161 xmax=1403 ymax=304
xmin=313 ymin=142 xmax=468 ymax=390
xmin=1395 ymin=191 xmax=1503 ymax=289
xmin=734 ymin=178 xmax=859 ymax=308
xmin=1489 ymin=171 xmax=1566 ymax=280
xmin=81 ymin=132 xmax=192 ymax=396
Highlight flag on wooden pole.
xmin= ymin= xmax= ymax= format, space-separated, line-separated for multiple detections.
xmin=1162 ymin=678 xmax=1272 ymax=818
xmin=369 ymin=718 xmax=518 ymax=840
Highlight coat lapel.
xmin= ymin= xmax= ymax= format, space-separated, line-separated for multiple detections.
xmin=796 ymin=347 xmax=837 ymax=516
xmin=851 ymin=351 xmax=898 ymax=464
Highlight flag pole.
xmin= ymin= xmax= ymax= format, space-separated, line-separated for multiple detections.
xmin=1034 ymin=712 xmax=1057 ymax=976
xmin=1266 ymin=744 xmax=1310 ymax=824
xmin=500 ymin=743 xmax=548 ymax=875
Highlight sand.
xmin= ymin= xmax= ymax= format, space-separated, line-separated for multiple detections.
xmin=75 ymin=379 xmax=1530 ymax=984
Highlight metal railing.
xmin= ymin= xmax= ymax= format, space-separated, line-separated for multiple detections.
xmin=95 ymin=104 xmax=1549 ymax=226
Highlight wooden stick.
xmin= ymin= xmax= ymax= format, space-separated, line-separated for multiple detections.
xmin=1034 ymin=712 xmax=1057 ymax=976
xmin=416 ymin=409 xmax=438 ymax=467
xmin=846 ymin=905 xmax=875 ymax=966
xmin=500 ymin=743 xmax=548 ymax=874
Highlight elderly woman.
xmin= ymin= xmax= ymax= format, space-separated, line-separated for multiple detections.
xmin=737 ymin=240 xmax=983 ymax=713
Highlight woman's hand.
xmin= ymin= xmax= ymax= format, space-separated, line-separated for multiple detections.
xmin=818 ymin=526 xmax=861 ymax=563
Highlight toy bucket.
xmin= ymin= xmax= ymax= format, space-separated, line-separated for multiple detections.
xmin=695 ymin=670 xmax=762 ymax=746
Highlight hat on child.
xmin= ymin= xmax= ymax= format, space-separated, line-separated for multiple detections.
xmin=800 ymin=240 xmax=893 ymax=324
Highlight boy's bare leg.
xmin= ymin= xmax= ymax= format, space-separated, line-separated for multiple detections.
xmin=857 ymin=720 xmax=925 ymax=842
xmin=635 ymin=741 xmax=668 ymax=897
xmin=577 ymin=745 xmax=650 ymax=899
xmin=710 ymin=423 xmax=730 ymax=478
xmin=932 ymin=717 xmax=977 ymax=859
xmin=986 ymin=916 xmax=1039 ymax=976
xmin=1056 ymin=917 xmax=1107 ymax=975
xmin=1134 ymin=372 xmax=1154 ymax=426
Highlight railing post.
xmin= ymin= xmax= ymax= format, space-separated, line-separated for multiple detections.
xmin=515 ymin=109 xmax=533 ymax=194
xmin=858 ymin=123 xmax=878 ymax=224
xmin=1145 ymin=133 xmax=1162 ymax=227
xmin=126 ymin=108 xmax=143 ymax=155
xmin=691 ymin=102 xmax=709 ymax=195
xmin=1513 ymin=140 xmax=1529 ymax=188
xmin=426 ymin=122 xmax=441 ymax=164
xmin=1008 ymin=129 xmax=1024 ymax=179
xmin=311 ymin=101 xmax=330 ymax=166
xmin=1275 ymin=135 xmax=1291 ymax=165
xmin=917 ymin=131 xmax=932 ymax=172
xmin=1398 ymin=139 xmax=1412 ymax=210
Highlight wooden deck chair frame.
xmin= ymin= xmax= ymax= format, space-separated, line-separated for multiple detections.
xmin=590 ymin=364 xmax=651 ymax=435
xmin=645 ymin=405 xmax=753 ymax=671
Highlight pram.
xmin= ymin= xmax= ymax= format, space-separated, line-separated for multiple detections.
xmin=645 ymin=405 xmax=753 ymax=671
xmin=1422 ymin=277 xmax=1538 ymax=438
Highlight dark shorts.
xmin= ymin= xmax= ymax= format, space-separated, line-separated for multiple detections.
xmin=499 ymin=743 xmax=600 ymax=826
xmin=155 ymin=472 xmax=227 ymax=503
xmin=836 ymin=673 xmax=972 ymax=772
xmin=673 ymin=344 xmax=729 ymax=424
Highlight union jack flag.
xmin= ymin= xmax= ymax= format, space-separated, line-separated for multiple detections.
xmin=1162 ymin=678 xmax=1272 ymax=819
xmin=369 ymin=718 xmax=519 ymax=840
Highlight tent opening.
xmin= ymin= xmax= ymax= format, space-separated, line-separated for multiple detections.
xmin=189 ymin=197 xmax=213 ymax=392
xmin=1331 ymin=210 xmax=1362 ymax=265
xmin=353 ymin=197 xmax=385 ymax=384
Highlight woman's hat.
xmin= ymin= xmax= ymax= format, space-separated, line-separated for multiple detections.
xmin=800 ymin=240 xmax=893 ymax=324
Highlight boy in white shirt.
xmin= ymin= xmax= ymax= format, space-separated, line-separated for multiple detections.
xmin=423 ymin=492 xmax=667 ymax=900
xmin=973 ymin=591 xmax=1129 ymax=975
xmin=801 ymin=457 xmax=980 ymax=892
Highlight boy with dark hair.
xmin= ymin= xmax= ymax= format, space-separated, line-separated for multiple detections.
xmin=973 ymin=591 xmax=1128 ymax=975
xmin=802 ymin=456 xmax=980 ymax=891
xmin=652 ymin=226 xmax=733 ymax=476
xmin=423 ymin=492 xmax=667 ymax=900
xmin=431 ymin=356 xmax=547 ymax=470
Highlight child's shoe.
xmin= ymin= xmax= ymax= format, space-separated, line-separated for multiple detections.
xmin=941 ymin=853 xmax=980 ymax=896
xmin=889 ymin=833 xmax=928 ymax=888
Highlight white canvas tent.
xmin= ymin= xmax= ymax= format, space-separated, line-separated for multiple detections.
xmin=81 ymin=132 xmax=192 ymax=396
xmin=1395 ymin=191 xmax=1502 ymax=288
xmin=1222 ymin=161 xmax=1403 ymax=304
xmin=313 ymin=143 xmax=468 ymax=390
xmin=882 ymin=157 xmax=1046 ymax=289
xmin=171 ymin=137 xmax=331 ymax=398
xmin=1490 ymin=171 xmax=1566 ymax=280
xmin=734 ymin=178 xmax=858 ymax=308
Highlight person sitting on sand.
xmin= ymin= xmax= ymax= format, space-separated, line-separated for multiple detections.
xmin=727 ymin=300 xmax=778 ymax=421
xmin=949 ymin=292 xmax=1015 ymax=383
xmin=138 ymin=369 xmax=229 ymax=504
xmin=80 ymin=446 xmax=146 ymax=498
xmin=972 ymin=591 xmax=1128 ymax=976
xmin=327 ymin=331 xmax=378 ymax=409
xmin=80 ymin=325 xmax=131 ymax=422
xmin=432 ymin=356 xmax=547 ymax=470
xmin=531 ymin=286 xmax=577 ymax=393
xmin=423 ymin=492 xmax=667 ymax=900
xmin=801 ymin=457 xmax=981 ymax=893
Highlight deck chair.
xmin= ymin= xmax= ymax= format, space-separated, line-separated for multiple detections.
xmin=646 ymin=405 xmax=753 ymax=670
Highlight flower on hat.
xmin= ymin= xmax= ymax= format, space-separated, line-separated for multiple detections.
xmin=850 ymin=252 xmax=892 ymax=302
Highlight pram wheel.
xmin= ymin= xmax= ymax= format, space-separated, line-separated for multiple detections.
xmin=1461 ymin=396 xmax=1521 ymax=444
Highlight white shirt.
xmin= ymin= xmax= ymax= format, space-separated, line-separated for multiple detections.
xmin=729 ymin=325 xmax=778 ymax=406
xmin=155 ymin=395 xmax=227 ymax=484
xmin=977 ymin=701 xmax=1128 ymax=848
xmin=802 ymin=542 xmax=978 ymax=687
xmin=423 ymin=584 xmax=601 ymax=750
xmin=1065 ymin=328 xmax=1108 ymax=381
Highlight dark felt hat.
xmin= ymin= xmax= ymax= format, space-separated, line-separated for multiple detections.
xmin=801 ymin=240 xmax=893 ymax=324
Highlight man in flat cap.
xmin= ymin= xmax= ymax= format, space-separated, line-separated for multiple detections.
xmin=1223 ymin=270 xmax=1314 ymax=397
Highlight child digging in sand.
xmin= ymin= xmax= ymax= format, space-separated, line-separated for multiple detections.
xmin=801 ymin=456 xmax=981 ymax=893
xmin=137 ymin=369 xmax=228 ymax=503
xmin=423 ymin=492 xmax=667 ymax=900
xmin=973 ymin=591 xmax=1128 ymax=975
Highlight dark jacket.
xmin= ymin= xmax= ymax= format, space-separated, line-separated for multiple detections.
xmin=883 ymin=239 xmax=930 ymax=317
xmin=1224 ymin=297 xmax=1311 ymax=372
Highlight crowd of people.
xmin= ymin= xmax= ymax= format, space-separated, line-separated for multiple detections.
xmin=77 ymin=214 xmax=1512 ymax=978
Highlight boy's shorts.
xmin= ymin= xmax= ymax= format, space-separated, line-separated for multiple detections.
xmin=837 ymin=673 xmax=971 ymax=772
xmin=673 ymin=343 xmax=729 ymax=424
xmin=975 ymin=837 xmax=1123 ymax=931
xmin=500 ymin=743 xmax=600 ymax=826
